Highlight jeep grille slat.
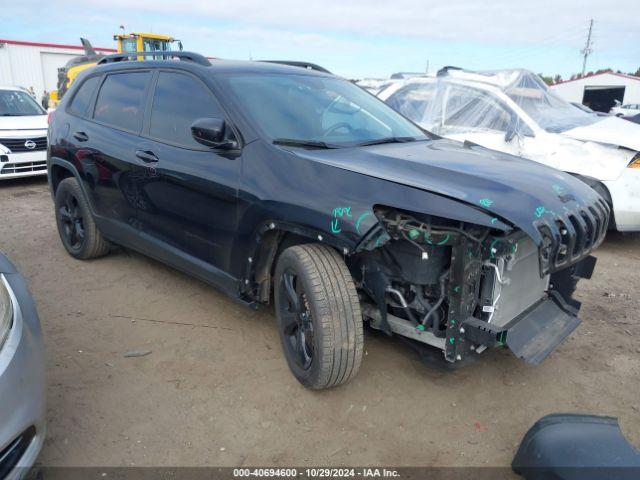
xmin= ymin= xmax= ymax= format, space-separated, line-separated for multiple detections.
xmin=537 ymin=197 xmax=609 ymax=275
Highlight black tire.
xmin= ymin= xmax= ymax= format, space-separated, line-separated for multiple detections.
xmin=274 ymin=243 xmax=363 ymax=389
xmin=54 ymin=177 xmax=111 ymax=259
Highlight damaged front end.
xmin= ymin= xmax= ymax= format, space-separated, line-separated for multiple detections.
xmin=352 ymin=202 xmax=608 ymax=365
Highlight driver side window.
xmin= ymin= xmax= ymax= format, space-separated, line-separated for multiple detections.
xmin=443 ymin=86 xmax=513 ymax=132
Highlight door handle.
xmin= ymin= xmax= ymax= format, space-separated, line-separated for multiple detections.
xmin=135 ymin=149 xmax=159 ymax=163
xmin=73 ymin=131 xmax=88 ymax=142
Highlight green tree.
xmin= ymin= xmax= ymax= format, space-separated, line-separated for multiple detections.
xmin=538 ymin=74 xmax=554 ymax=85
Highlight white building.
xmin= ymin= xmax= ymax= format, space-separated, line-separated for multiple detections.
xmin=551 ymin=72 xmax=640 ymax=113
xmin=0 ymin=38 xmax=115 ymax=102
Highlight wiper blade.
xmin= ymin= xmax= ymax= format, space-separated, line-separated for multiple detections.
xmin=272 ymin=138 xmax=339 ymax=149
xmin=356 ymin=136 xmax=419 ymax=146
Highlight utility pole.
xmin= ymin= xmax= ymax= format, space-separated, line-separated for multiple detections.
xmin=581 ymin=19 xmax=594 ymax=76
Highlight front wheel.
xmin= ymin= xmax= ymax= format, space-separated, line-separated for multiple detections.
xmin=274 ymin=244 xmax=363 ymax=389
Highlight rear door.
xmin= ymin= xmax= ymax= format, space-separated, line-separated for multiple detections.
xmin=135 ymin=69 xmax=242 ymax=276
xmin=74 ymin=70 xmax=153 ymax=233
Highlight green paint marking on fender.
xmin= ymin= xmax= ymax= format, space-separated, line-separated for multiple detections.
xmin=355 ymin=211 xmax=372 ymax=234
xmin=491 ymin=217 xmax=498 ymax=224
xmin=332 ymin=206 xmax=352 ymax=218
xmin=534 ymin=206 xmax=546 ymax=218
xmin=479 ymin=198 xmax=494 ymax=208
xmin=331 ymin=218 xmax=341 ymax=234
xmin=449 ymin=337 xmax=455 ymax=345
xmin=409 ymin=228 xmax=420 ymax=240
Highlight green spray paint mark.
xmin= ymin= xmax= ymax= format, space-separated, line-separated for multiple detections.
xmin=425 ymin=232 xmax=449 ymax=245
xmin=416 ymin=324 xmax=425 ymax=332
xmin=355 ymin=211 xmax=372 ymax=234
xmin=491 ymin=217 xmax=498 ymax=224
xmin=332 ymin=206 xmax=352 ymax=218
xmin=453 ymin=286 xmax=461 ymax=293
xmin=409 ymin=228 xmax=421 ymax=240
xmin=535 ymin=206 xmax=547 ymax=218
xmin=437 ymin=234 xmax=450 ymax=246
xmin=330 ymin=206 xmax=352 ymax=235
xmin=552 ymin=184 xmax=564 ymax=194
xmin=479 ymin=198 xmax=494 ymax=208
xmin=490 ymin=239 xmax=500 ymax=259
xmin=449 ymin=337 xmax=455 ymax=345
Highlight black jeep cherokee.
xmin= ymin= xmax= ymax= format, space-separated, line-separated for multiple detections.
xmin=47 ymin=52 xmax=609 ymax=389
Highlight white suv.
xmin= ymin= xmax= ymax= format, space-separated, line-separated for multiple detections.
xmin=0 ymin=86 xmax=48 ymax=180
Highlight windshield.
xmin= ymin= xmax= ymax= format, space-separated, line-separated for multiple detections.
xmin=503 ymin=71 xmax=600 ymax=132
xmin=0 ymin=90 xmax=45 ymax=116
xmin=220 ymin=74 xmax=427 ymax=147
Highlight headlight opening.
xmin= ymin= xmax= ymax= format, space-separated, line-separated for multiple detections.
xmin=0 ymin=275 xmax=14 ymax=349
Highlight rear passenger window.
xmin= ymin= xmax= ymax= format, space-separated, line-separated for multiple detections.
xmin=69 ymin=76 xmax=100 ymax=117
xmin=93 ymin=72 xmax=151 ymax=132
xmin=150 ymin=72 xmax=223 ymax=147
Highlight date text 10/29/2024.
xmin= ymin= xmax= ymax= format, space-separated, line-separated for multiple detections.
xmin=233 ymin=468 xmax=400 ymax=478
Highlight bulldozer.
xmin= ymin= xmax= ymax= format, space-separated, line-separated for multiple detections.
xmin=49 ymin=33 xmax=182 ymax=107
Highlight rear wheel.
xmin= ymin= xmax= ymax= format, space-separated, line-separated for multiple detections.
xmin=55 ymin=177 xmax=111 ymax=259
xmin=274 ymin=244 xmax=363 ymax=389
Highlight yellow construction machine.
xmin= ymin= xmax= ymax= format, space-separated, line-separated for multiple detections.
xmin=49 ymin=32 xmax=182 ymax=107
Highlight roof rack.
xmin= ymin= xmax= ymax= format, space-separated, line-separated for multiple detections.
xmin=436 ymin=65 xmax=463 ymax=77
xmin=259 ymin=60 xmax=331 ymax=74
xmin=97 ymin=51 xmax=211 ymax=67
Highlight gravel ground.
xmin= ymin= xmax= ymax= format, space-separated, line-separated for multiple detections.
xmin=1 ymin=176 xmax=639 ymax=468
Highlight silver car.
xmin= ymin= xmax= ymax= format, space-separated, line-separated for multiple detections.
xmin=0 ymin=252 xmax=45 ymax=479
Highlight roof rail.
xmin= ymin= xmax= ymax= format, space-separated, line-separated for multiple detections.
xmin=259 ymin=60 xmax=331 ymax=74
xmin=436 ymin=65 xmax=463 ymax=77
xmin=97 ymin=51 xmax=211 ymax=67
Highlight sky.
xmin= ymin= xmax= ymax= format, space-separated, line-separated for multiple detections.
xmin=1 ymin=0 xmax=639 ymax=80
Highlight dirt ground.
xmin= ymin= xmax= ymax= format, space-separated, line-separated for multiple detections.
xmin=1 ymin=176 xmax=639 ymax=468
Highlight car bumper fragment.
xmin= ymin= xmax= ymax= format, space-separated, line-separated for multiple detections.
xmin=0 ymin=264 xmax=46 ymax=479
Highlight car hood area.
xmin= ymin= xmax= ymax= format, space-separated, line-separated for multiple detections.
xmin=288 ymin=139 xmax=604 ymax=243
xmin=0 ymin=114 xmax=48 ymax=135
xmin=561 ymin=116 xmax=640 ymax=152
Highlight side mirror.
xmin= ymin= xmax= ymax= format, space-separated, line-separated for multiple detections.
xmin=191 ymin=117 xmax=236 ymax=149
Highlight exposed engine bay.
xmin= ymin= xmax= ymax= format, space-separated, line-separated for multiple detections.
xmin=352 ymin=207 xmax=595 ymax=364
